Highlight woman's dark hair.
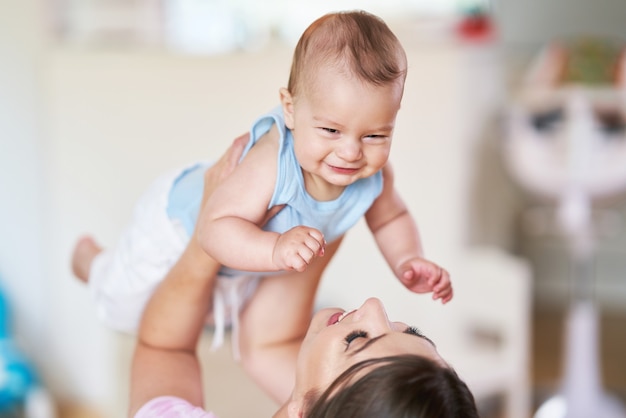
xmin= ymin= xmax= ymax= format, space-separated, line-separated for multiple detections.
xmin=305 ymin=354 xmax=479 ymax=418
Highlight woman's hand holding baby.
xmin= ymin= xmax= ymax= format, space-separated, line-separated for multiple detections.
xmin=273 ymin=226 xmax=325 ymax=272
xmin=397 ymin=258 xmax=453 ymax=304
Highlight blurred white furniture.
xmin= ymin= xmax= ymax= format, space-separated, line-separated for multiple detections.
xmin=504 ymin=42 xmax=626 ymax=418
xmin=446 ymin=247 xmax=532 ymax=418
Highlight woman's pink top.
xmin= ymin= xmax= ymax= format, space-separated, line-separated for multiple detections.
xmin=134 ymin=396 xmax=217 ymax=418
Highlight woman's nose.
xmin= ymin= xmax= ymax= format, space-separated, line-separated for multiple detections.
xmin=354 ymin=298 xmax=392 ymax=328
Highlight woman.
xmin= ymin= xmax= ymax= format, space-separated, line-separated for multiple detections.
xmin=132 ymin=297 xmax=477 ymax=417
xmin=128 ymin=135 xmax=478 ymax=417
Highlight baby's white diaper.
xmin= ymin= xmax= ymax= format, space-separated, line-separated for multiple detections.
xmin=88 ymin=166 xmax=189 ymax=333
xmin=88 ymin=162 xmax=261 ymax=360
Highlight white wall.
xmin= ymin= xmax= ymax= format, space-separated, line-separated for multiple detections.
xmin=0 ymin=1 xmax=121 ymax=412
xmin=0 ymin=0 xmax=49 ymax=391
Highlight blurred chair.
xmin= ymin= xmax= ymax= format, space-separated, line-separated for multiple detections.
xmin=503 ymin=39 xmax=626 ymax=418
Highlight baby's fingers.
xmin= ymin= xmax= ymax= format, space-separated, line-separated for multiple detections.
xmin=431 ymin=267 xmax=451 ymax=289
xmin=435 ymin=286 xmax=454 ymax=304
xmin=305 ymin=229 xmax=325 ymax=257
xmin=285 ymin=229 xmax=325 ymax=272
xmin=428 ymin=266 xmax=452 ymax=304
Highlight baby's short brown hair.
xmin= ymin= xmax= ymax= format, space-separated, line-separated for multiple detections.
xmin=287 ymin=10 xmax=408 ymax=98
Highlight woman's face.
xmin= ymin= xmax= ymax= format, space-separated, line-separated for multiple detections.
xmin=291 ymin=298 xmax=445 ymax=407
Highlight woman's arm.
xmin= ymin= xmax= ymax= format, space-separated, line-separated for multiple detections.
xmin=129 ymin=133 xmax=287 ymax=416
xmin=129 ymin=135 xmax=248 ymax=417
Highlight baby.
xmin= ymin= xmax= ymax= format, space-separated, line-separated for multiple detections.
xmin=73 ymin=10 xmax=452 ymax=402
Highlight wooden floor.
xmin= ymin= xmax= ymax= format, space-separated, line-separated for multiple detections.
xmin=56 ymin=403 xmax=103 ymax=418
xmin=478 ymin=306 xmax=626 ymax=418
xmin=532 ymin=307 xmax=626 ymax=413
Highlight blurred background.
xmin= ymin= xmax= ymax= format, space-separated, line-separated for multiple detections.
xmin=1 ymin=0 xmax=625 ymax=417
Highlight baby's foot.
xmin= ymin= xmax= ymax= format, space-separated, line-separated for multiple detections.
xmin=71 ymin=236 xmax=102 ymax=283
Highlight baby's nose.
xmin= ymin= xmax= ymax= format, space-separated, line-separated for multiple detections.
xmin=336 ymin=139 xmax=362 ymax=161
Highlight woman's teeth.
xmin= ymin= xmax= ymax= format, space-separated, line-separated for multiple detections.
xmin=337 ymin=309 xmax=356 ymax=323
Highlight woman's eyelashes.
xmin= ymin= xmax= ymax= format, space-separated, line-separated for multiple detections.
xmin=344 ymin=329 xmax=368 ymax=347
xmin=405 ymin=326 xmax=436 ymax=347
xmin=404 ymin=326 xmax=424 ymax=337
xmin=343 ymin=326 xmax=435 ymax=350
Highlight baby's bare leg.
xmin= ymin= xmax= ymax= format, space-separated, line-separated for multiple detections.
xmin=237 ymin=238 xmax=343 ymax=404
xmin=71 ymin=235 xmax=102 ymax=282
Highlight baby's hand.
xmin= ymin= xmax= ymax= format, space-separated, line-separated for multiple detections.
xmin=397 ymin=258 xmax=453 ymax=304
xmin=273 ymin=226 xmax=325 ymax=272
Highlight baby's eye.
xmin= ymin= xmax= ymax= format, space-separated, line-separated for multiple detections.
xmin=363 ymin=134 xmax=389 ymax=144
xmin=344 ymin=330 xmax=368 ymax=347
xmin=321 ymin=127 xmax=339 ymax=134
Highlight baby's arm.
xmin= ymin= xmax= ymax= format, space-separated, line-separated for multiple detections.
xmin=365 ymin=164 xmax=453 ymax=303
xmin=198 ymin=129 xmax=324 ymax=272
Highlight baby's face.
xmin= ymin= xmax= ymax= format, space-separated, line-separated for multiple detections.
xmin=283 ymin=66 xmax=403 ymax=200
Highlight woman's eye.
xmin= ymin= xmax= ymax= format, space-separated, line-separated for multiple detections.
xmin=344 ymin=330 xmax=368 ymax=346
xmin=404 ymin=326 xmax=436 ymax=347
xmin=404 ymin=326 xmax=424 ymax=337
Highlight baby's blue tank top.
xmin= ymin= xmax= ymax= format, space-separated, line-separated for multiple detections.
xmin=168 ymin=106 xmax=383 ymax=274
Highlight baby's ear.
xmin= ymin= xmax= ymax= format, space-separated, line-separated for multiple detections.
xmin=279 ymin=87 xmax=295 ymax=129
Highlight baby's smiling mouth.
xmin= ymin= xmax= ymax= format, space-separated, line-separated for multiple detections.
xmin=328 ymin=165 xmax=358 ymax=174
